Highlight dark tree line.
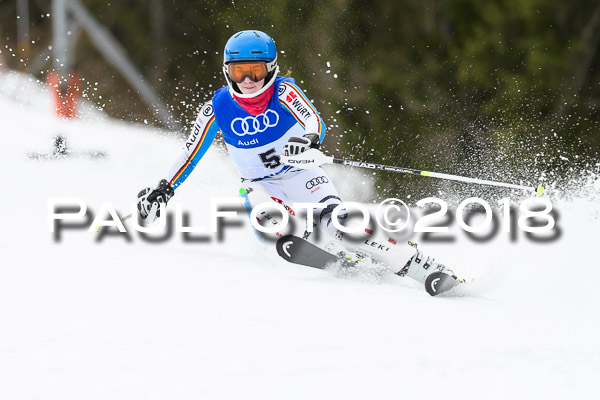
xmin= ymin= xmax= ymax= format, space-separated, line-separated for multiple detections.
xmin=1 ymin=0 xmax=599 ymax=199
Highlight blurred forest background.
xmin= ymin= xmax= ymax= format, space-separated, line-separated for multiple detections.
xmin=1 ymin=0 xmax=599 ymax=200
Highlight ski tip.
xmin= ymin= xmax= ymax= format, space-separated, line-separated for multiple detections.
xmin=536 ymin=184 xmax=544 ymax=196
xmin=425 ymin=271 xmax=462 ymax=296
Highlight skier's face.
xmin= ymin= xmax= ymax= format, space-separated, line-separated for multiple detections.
xmin=238 ymin=76 xmax=265 ymax=94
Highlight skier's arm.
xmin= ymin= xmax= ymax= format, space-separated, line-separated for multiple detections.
xmin=164 ymin=102 xmax=219 ymax=189
xmin=136 ymin=102 xmax=218 ymax=224
xmin=278 ymin=81 xmax=327 ymax=141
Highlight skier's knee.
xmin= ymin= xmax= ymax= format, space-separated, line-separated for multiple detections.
xmin=318 ymin=200 xmax=347 ymax=240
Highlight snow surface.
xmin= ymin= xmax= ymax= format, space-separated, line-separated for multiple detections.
xmin=1 ymin=70 xmax=599 ymax=399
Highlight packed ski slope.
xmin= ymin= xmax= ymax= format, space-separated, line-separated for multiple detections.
xmin=1 ymin=70 xmax=599 ymax=399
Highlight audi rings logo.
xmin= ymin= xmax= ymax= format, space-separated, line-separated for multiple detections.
xmin=305 ymin=176 xmax=329 ymax=189
xmin=231 ymin=110 xmax=279 ymax=136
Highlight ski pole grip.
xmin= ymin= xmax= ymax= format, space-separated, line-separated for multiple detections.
xmin=280 ymin=149 xmax=334 ymax=169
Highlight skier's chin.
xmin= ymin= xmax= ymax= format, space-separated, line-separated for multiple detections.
xmin=237 ymin=78 xmax=265 ymax=95
xmin=240 ymin=85 xmax=259 ymax=94
xmin=240 ymin=86 xmax=258 ymax=94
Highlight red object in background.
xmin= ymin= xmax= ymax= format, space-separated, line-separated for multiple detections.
xmin=47 ymin=72 xmax=79 ymax=119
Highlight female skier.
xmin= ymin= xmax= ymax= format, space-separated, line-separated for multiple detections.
xmin=136 ymin=30 xmax=461 ymax=295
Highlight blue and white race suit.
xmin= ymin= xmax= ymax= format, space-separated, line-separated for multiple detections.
xmin=164 ymin=76 xmax=343 ymax=237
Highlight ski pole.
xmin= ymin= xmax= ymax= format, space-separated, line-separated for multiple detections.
xmin=95 ymin=213 xmax=132 ymax=233
xmin=281 ymin=149 xmax=544 ymax=195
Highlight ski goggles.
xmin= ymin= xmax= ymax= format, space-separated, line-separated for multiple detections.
xmin=227 ymin=61 xmax=269 ymax=83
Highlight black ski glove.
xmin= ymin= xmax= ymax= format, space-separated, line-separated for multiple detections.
xmin=283 ymin=133 xmax=320 ymax=156
xmin=137 ymin=179 xmax=175 ymax=223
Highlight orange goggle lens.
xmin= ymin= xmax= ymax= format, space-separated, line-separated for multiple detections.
xmin=228 ymin=62 xmax=269 ymax=83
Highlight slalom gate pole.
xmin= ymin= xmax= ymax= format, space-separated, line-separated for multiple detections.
xmin=330 ymin=158 xmax=544 ymax=195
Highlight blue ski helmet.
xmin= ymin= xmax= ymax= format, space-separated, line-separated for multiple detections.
xmin=224 ymin=30 xmax=277 ymax=63
xmin=222 ymin=30 xmax=279 ymax=92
